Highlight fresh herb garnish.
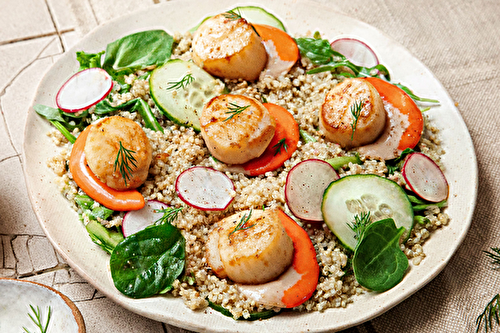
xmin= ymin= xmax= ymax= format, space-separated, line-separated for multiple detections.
xmin=155 ymin=207 xmax=183 ymax=225
xmin=223 ymin=9 xmax=243 ymax=20
xmin=224 ymin=103 xmax=250 ymax=121
xmin=114 ymin=141 xmax=137 ymax=187
xmin=476 ymin=248 xmax=500 ymax=332
xmin=23 ymin=305 xmax=52 ymax=333
xmin=347 ymin=211 xmax=372 ymax=240
xmin=229 ymin=209 xmax=255 ymax=238
xmin=477 ymin=294 xmax=500 ymax=333
xmin=166 ymin=73 xmax=195 ymax=91
xmin=350 ymin=100 xmax=365 ymax=140
xmin=273 ymin=138 xmax=288 ymax=156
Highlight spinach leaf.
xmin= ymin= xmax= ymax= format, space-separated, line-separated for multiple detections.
xmin=103 ymin=30 xmax=174 ymax=81
xmin=295 ymin=36 xmax=391 ymax=80
xmin=76 ymin=50 xmax=104 ymax=71
xmin=95 ymin=98 xmax=163 ymax=132
xmin=110 ymin=222 xmax=185 ymax=298
xmin=207 ymin=300 xmax=280 ymax=320
xmin=352 ymin=218 xmax=408 ymax=292
xmin=33 ymin=104 xmax=77 ymax=143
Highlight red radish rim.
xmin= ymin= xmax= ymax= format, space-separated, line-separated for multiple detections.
xmin=56 ymin=68 xmax=113 ymax=113
xmin=175 ymin=166 xmax=235 ymax=211
xmin=285 ymin=159 xmax=339 ymax=222
xmin=330 ymin=37 xmax=379 ymax=68
xmin=121 ymin=199 xmax=169 ymax=238
xmin=402 ymin=152 xmax=449 ymax=202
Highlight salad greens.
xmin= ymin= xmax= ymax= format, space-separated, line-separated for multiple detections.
xmin=110 ymin=222 xmax=185 ymax=298
xmin=76 ymin=50 xmax=104 ymax=71
xmin=208 ymin=300 xmax=280 ymax=320
xmin=352 ymin=218 xmax=409 ymax=291
xmin=103 ymin=30 xmax=174 ymax=82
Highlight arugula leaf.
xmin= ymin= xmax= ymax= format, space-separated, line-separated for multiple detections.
xmin=352 ymin=218 xmax=409 ymax=291
xmin=110 ymin=222 xmax=185 ymax=298
xmin=385 ymin=148 xmax=415 ymax=175
xmin=95 ymin=98 xmax=163 ymax=132
xmin=103 ymin=30 xmax=174 ymax=81
xmin=33 ymin=104 xmax=78 ymax=143
xmin=76 ymin=50 xmax=104 ymax=71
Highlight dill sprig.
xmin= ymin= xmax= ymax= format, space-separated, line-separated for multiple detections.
xmin=347 ymin=211 xmax=371 ymax=240
xmin=114 ymin=141 xmax=137 ymax=187
xmin=23 ymin=305 xmax=52 ymax=333
xmin=273 ymin=138 xmax=288 ymax=156
xmin=476 ymin=294 xmax=500 ymax=333
xmin=166 ymin=73 xmax=194 ymax=91
xmin=349 ymin=99 xmax=365 ymax=140
xmin=224 ymin=102 xmax=250 ymax=121
xmin=229 ymin=209 xmax=255 ymax=238
xmin=223 ymin=9 xmax=242 ymax=20
xmin=154 ymin=207 xmax=183 ymax=225
xmin=484 ymin=248 xmax=500 ymax=268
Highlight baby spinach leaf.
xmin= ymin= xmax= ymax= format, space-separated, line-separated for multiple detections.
xmin=110 ymin=222 xmax=185 ymax=298
xmin=95 ymin=98 xmax=163 ymax=133
xmin=76 ymin=50 xmax=104 ymax=71
xmin=352 ymin=218 xmax=408 ymax=292
xmin=103 ymin=30 xmax=174 ymax=81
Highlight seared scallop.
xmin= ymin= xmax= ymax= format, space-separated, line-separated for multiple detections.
xmin=206 ymin=208 xmax=294 ymax=285
xmin=200 ymin=94 xmax=275 ymax=165
xmin=84 ymin=116 xmax=152 ymax=190
xmin=319 ymin=78 xmax=386 ymax=148
xmin=192 ymin=13 xmax=267 ymax=81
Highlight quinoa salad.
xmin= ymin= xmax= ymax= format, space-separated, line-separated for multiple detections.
xmin=37 ymin=6 xmax=449 ymax=320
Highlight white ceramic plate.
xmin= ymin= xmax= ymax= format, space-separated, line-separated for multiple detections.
xmin=23 ymin=0 xmax=477 ymax=332
xmin=0 ymin=278 xmax=85 ymax=332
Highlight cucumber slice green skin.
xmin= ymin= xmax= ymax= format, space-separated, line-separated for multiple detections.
xmin=321 ymin=174 xmax=414 ymax=251
xmin=150 ymin=59 xmax=221 ymax=131
xmin=189 ymin=6 xmax=286 ymax=33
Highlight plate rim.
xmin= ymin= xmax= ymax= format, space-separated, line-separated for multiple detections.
xmin=22 ymin=0 xmax=478 ymax=332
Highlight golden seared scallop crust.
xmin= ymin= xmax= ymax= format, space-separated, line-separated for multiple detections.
xmin=84 ymin=116 xmax=152 ymax=190
xmin=319 ymin=78 xmax=386 ymax=148
xmin=192 ymin=13 xmax=267 ymax=81
xmin=200 ymin=94 xmax=275 ymax=165
xmin=206 ymin=208 xmax=294 ymax=285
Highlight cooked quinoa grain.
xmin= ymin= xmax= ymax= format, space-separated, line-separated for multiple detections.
xmin=46 ymin=32 xmax=449 ymax=319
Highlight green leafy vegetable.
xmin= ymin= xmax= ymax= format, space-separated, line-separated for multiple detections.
xmin=33 ymin=104 xmax=79 ymax=143
xmin=76 ymin=50 xmax=104 ymax=71
xmin=352 ymin=218 xmax=409 ymax=291
xmin=110 ymin=222 xmax=185 ymax=298
xmin=103 ymin=30 xmax=174 ymax=81
xmin=208 ymin=300 xmax=279 ymax=320
xmin=86 ymin=220 xmax=124 ymax=254
xmin=386 ymin=148 xmax=415 ymax=175
xmin=75 ymin=194 xmax=114 ymax=221
xmin=273 ymin=138 xmax=288 ymax=156
xmin=94 ymin=98 xmax=163 ymax=132
xmin=295 ymin=36 xmax=391 ymax=80
xmin=325 ymin=153 xmax=362 ymax=171
xmin=412 ymin=199 xmax=447 ymax=212
xmin=393 ymin=83 xmax=439 ymax=104
xmin=23 ymin=305 xmax=52 ymax=333
xmin=114 ymin=141 xmax=137 ymax=187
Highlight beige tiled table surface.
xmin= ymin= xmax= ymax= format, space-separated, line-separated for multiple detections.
xmin=1 ymin=0 xmax=500 ymax=332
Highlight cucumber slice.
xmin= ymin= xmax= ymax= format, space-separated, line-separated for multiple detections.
xmin=322 ymin=174 xmax=413 ymax=251
xmin=189 ymin=6 xmax=286 ymax=33
xmin=149 ymin=59 xmax=222 ymax=131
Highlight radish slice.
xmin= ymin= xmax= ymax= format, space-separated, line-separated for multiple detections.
xmin=56 ymin=68 xmax=113 ymax=113
xmin=330 ymin=38 xmax=379 ymax=68
xmin=402 ymin=152 xmax=449 ymax=202
xmin=285 ymin=159 xmax=339 ymax=221
xmin=121 ymin=200 xmax=169 ymax=237
xmin=176 ymin=167 xmax=234 ymax=211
